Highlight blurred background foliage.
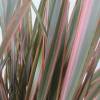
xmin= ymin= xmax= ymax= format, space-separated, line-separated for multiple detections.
xmin=0 ymin=0 xmax=100 ymax=100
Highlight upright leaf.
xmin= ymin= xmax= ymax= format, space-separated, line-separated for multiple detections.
xmin=60 ymin=0 xmax=100 ymax=99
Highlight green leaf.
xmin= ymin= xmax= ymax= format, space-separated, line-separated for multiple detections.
xmin=0 ymin=76 xmax=8 ymax=100
xmin=37 ymin=0 xmax=68 ymax=99
xmin=60 ymin=0 xmax=100 ymax=99
xmin=0 ymin=0 xmax=31 ymax=59
xmin=86 ymin=82 xmax=100 ymax=99
xmin=92 ymin=69 xmax=100 ymax=83
xmin=74 ymin=20 xmax=100 ymax=99
xmin=64 ymin=0 xmax=82 ymax=64
xmin=25 ymin=36 xmax=42 ymax=100
xmin=31 ymin=2 xmax=47 ymax=38
xmin=0 ymin=54 xmax=9 ymax=72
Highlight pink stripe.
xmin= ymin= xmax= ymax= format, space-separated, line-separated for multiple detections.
xmin=60 ymin=0 xmax=94 ymax=99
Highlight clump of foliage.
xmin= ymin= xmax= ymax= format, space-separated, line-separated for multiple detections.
xmin=0 ymin=0 xmax=100 ymax=100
